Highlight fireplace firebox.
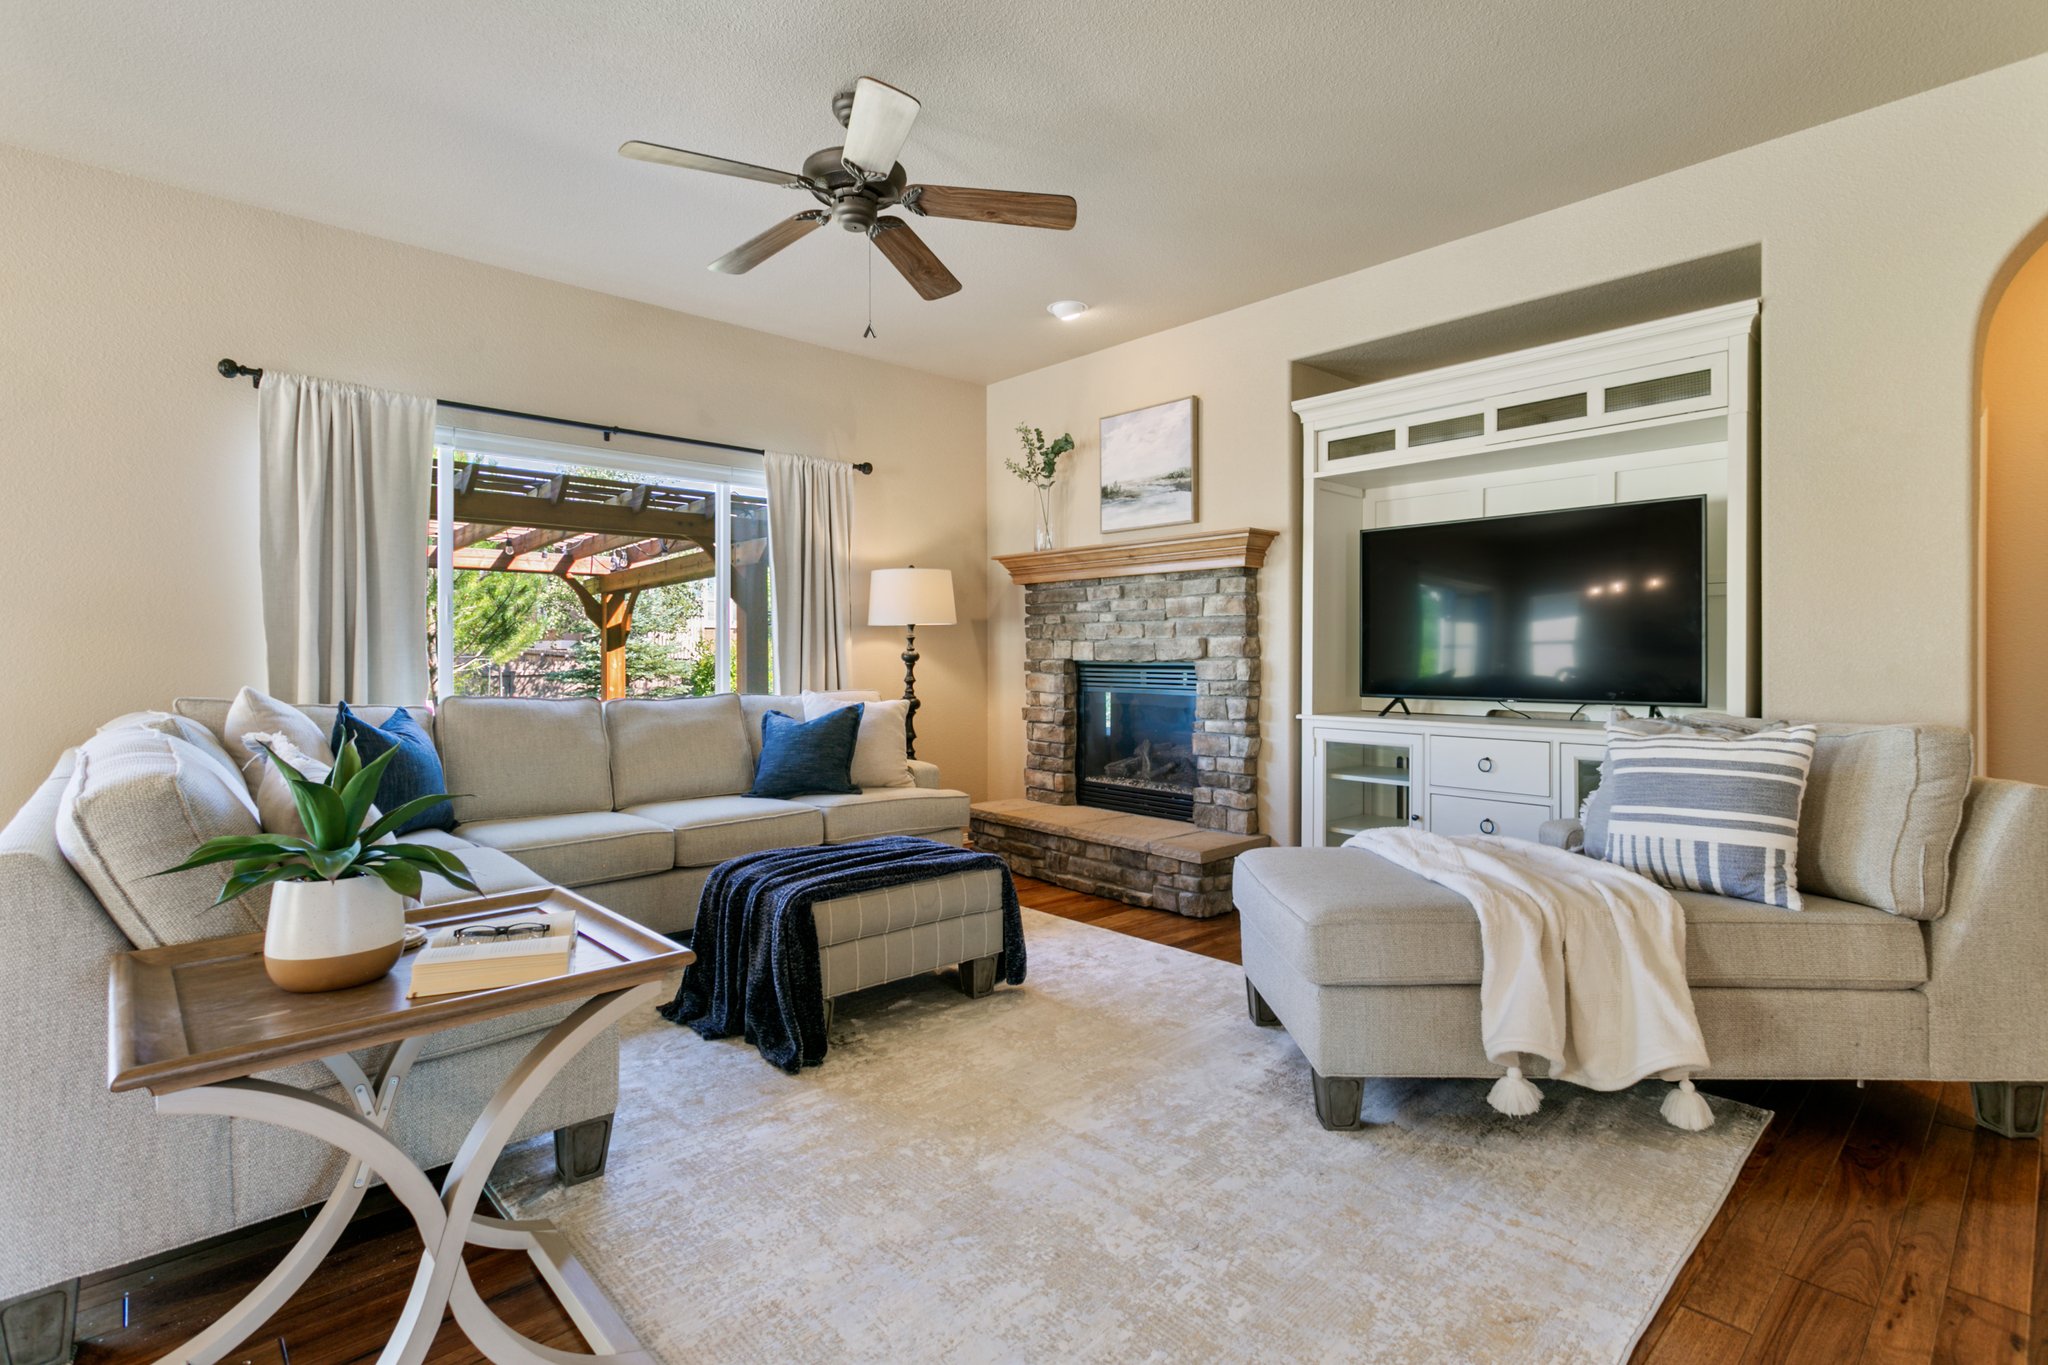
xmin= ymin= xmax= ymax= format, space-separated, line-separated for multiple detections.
xmin=1076 ymin=662 xmax=1199 ymax=820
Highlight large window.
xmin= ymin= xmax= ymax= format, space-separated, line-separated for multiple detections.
xmin=425 ymin=432 xmax=773 ymax=700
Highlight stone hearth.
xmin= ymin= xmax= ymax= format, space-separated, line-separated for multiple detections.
xmin=973 ymin=529 xmax=1277 ymax=918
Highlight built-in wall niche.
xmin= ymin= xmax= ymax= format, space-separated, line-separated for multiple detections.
xmin=1294 ymin=302 xmax=1758 ymax=726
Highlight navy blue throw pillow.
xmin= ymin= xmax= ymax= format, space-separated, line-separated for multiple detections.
xmin=329 ymin=702 xmax=456 ymax=834
xmin=750 ymin=705 xmax=863 ymax=800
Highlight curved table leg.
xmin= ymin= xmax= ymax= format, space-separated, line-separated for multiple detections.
xmin=385 ymin=982 xmax=658 ymax=1365
xmin=149 ymin=987 xmax=653 ymax=1365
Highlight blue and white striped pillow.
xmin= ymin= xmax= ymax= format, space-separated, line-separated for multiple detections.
xmin=1601 ymin=723 xmax=1818 ymax=910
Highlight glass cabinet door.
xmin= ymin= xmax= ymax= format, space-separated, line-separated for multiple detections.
xmin=1561 ymin=742 xmax=1605 ymax=819
xmin=1317 ymin=733 xmax=1420 ymax=847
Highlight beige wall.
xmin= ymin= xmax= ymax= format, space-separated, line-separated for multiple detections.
xmin=986 ymin=55 xmax=2048 ymax=845
xmin=0 ymin=143 xmax=988 ymax=817
xmin=1983 ymin=237 xmax=2048 ymax=783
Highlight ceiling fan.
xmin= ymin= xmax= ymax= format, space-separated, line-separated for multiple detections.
xmin=620 ymin=77 xmax=1077 ymax=302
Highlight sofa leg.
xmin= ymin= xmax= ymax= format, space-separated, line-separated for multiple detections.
xmin=823 ymin=997 xmax=836 ymax=1031
xmin=0 ymin=1279 xmax=76 ymax=1365
xmin=958 ymin=954 xmax=999 ymax=999
xmin=1971 ymin=1082 xmax=2047 ymax=1139
xmin=553 ymin=1113 xmax=614 ymax=1187
xmin=1246 ymin=980 xmax=1278 ymax=1027
xmin=1311 ymin=1068 xmax=1367 ymax=1132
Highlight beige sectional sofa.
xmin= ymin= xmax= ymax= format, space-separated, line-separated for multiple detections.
xmin=1236 ymin=721 xmax=2048 ymax=1134
xmin=0 ymin=690 xmax=971 ymax=1311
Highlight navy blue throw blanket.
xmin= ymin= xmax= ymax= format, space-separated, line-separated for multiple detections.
xmin=658 ymin=836 xmax=1026 ymax=1072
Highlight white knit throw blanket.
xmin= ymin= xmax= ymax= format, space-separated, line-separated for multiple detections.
xmin=1344 ymin=829 xmax=1716 ymax=1131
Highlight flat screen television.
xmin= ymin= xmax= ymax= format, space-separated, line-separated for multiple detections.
xmin=1360 ymin=496 xmax=1707 ymax=706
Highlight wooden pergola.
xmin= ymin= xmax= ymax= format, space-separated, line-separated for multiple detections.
xmin=429 ymin=460 xmax=770 ymax=698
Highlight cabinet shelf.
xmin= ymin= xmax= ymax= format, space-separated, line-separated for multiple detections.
xmin=1327 ymin=765 xmax=1412 ymax=787
xmin=1328 ymin=820 xmax=1407 ymax=838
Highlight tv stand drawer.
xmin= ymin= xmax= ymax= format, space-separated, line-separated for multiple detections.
xmin=1428 ymin=793 xmax=1553 ymax=842
xmin=1427 ymin=735 xmax=1552 ymax=798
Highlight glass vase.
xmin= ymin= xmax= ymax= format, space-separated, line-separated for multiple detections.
xmin=1034 ymin=484 xmax=1056 ymax=552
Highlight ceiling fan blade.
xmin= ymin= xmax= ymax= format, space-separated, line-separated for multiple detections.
xmin=871 ymin=219 xmax=961 ymax=300
xmin=710 ymin=212 xmax=827 ymax=275
xmin=841 ymin=77 xmax=920 ymax=180
xmin=904 ymin=185 xmax=1078 ymax=230
xmin=620 ymin=140 xmax=804 ymax=187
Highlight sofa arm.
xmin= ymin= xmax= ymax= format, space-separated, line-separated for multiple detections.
xmin=1925 ymin=778 xmax=2048 ymax=1080
xmin=1537 ymin=818 xmax=1584 ymax=853
xmin=0 ymin=764 xmax=233 ymax=1298
xmin=908 ymin=760 xmax=942 ymax=789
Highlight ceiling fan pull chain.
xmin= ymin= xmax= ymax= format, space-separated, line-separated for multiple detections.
xmin=863 ymin=244 xmax=877 ymax=339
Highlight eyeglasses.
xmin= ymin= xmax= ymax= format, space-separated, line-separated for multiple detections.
xmin=452 ymin=921 xmax=551 ymax=943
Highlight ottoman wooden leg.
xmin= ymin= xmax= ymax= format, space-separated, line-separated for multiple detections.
xmin=1311 ymin=1068 xmax=1367 ymax=1131
xmin=553 ymin=1113 xmax=614 ymax=1187
xmin=958 ymin=954 xmax=999 ymax=999
xmin=1246 ymin=980 xmax=1279 ymax=1026
xmin=1972 ymin=1082 xmax=2047 ymax=1138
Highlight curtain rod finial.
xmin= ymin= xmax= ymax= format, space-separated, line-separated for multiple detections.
xmin=217 ymin=358 xmax=262 ymax=388
xmin=852 ymin=462 xmax=874 ymax=475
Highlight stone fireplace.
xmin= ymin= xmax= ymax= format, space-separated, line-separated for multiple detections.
xmin=971 ymin=529 xmax=1277 ymax=918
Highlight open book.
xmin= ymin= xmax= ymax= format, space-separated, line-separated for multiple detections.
xmin=406 ymin=908 xmax=577 ymax=999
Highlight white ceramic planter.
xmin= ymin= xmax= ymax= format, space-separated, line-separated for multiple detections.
xmin=264 ymin=877 xmax=407 ymax=993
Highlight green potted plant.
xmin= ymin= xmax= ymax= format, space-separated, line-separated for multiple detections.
xmin=1007 ymin=422 xmax=1075 ymax=551
xmin=161 ymin=741 xmax=478 ymax=992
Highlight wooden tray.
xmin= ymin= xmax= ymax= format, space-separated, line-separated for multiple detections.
xmin=109 ymin=886 xmax=691 ymax=1096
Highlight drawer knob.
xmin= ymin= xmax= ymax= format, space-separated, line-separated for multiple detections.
xmin=1480 ymin=818 xmax=1497 ymax=835
xmin=1477 ymin=757 xmax=1494 ymax=773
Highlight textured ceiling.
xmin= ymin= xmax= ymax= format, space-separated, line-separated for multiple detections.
xmin=2 ymin=1 xmax=2044 ymax=383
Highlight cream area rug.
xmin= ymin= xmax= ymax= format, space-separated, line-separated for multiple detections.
xmin=495 ymin=908 xmax=1767 ymax=1363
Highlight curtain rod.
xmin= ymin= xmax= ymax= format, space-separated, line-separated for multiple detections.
xmin=214 ymin=359 xmax=873 ymax=474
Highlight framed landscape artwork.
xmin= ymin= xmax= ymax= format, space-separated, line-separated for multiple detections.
xmin=1099 ymin=396 xmax=1197 ymax=533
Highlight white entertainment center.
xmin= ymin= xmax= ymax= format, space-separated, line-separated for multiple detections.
xmin=1292 ymin=301 xmax=1760 ymax=848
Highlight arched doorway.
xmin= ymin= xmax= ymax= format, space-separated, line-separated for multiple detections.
xmin=1981 ymin=225 xmax=2048 ymax=783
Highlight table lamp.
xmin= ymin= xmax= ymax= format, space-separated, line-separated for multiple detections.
xmin=867 ymin=566 xmax=956 ymax=759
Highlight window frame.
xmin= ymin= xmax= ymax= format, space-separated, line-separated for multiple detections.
xmin=430 ymin=424 xmax=770 ymax=701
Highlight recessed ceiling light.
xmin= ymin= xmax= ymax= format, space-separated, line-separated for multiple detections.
xmin=1047 ymin=300 xmax=1089 ymax=321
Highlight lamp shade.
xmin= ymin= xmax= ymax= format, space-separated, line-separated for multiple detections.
xmin=868 ymin=567 xmax=956 ymax=627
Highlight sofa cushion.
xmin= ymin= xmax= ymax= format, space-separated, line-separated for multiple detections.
xmin=219 ymin=687 xmax=335 ymax=795
xmin=397 ymin=827 xmax=549 ymax=903
xmin=604 ymin=694 xmax=753 ymax=807
xmin=1590 ymin=713 xmax=1973 ymax=920
xmin=742 ymin=691 xmax=878 ymax=759
xmin=1232 ymin=847 xmax=1926 ymax=991
xmin=437 ymin=697 xmax=611 ymax=823
xmin=803 ymin=693 xmax=915 ymax=789
xmin=330 ymin=702 xmax=454 ymax=834
xmin=1601 ymin=724 xmax=1819 ymax=911
xmin=750 ymin=707 xmax=863 ymax=800
xmin=54 ymin=726 xmax=271 ymax=947
xmin=455 ymin=810 xmax=672 ymax=888
xmin=622 ymin=796 xmax=824 ymax=868
xmin=790 ymin=787 xmax=973 ymax=842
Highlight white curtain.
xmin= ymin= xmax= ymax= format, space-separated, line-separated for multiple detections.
xmin=764 ymin=451 xmax=854 ymax=691
xmin=258 ymin=372 xmax=435 ymax=704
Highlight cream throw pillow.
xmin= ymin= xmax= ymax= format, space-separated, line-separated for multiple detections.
xmin=801 ymin=692 xmax=914 ymax=789
xmin=222 ymin=687 xmax=334 ymax=797
xmin=243 ymin=732 xmax=378 ymax=839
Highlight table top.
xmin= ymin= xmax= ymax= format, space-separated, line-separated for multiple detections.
xmin=108 ymin=886 xmax=691 ymax=1096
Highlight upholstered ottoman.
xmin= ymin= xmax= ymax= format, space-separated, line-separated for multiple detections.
xmin=1233 ymin=846 xmax=1497 ymax=1130
xmin=813 ymin=864 xmax=1013 ymax=1018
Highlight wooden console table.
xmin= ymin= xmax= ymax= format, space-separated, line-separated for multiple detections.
xmin=107 ymin=886 xmax=689 ymax=1365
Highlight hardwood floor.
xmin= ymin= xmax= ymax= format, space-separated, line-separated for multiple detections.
xmin=73 ymin=876 xmax=2040 ymax=1363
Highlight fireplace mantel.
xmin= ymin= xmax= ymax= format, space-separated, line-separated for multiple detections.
xmin=994 ymin=528 xmax=1278 ymax=586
